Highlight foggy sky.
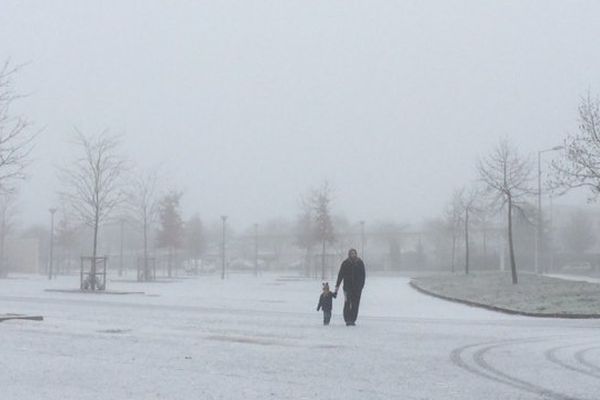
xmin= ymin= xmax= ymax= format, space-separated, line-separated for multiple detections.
xmin=1 ymin=1 xmax=599 ymax=229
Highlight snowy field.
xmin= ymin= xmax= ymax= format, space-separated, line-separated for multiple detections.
xmin=1 ymin=273 xmax=600 ymax=400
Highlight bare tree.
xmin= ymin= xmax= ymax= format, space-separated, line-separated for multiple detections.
xmin=459 ymin=185 xmax=483 ymax=275
xmin=60 ymin=130 xmax=127 ymax=289
xmin=478 ymin=138 xmax=533 ymax=284
xmin=156 ymin=190 xmax=184 ymax=277
xmin=444 ymin=189 xmax=464 ymax=273
xmin=127 ymin=168 xmax=159 ymax=281
xmin=0 ymin=192 xmax=18 ymax=277
xmin=311 ymin=182 xmax=335 ymax=280
xmin=551 ymin=93 xmax=600 ymax=199
xmin=0 ymin=61 xmax=36 ymax=192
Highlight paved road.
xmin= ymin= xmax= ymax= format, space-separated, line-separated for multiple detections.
xmin=1 ymin=274 xmax=599 ymax=399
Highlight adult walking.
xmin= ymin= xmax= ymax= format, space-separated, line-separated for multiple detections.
xmin=334 ymin=248 xmax=365 ymax=326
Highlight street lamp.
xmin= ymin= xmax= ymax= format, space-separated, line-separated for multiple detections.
xmin=48 ymin=208 xmax=57 ymax=280
xmin=535 ymin=145 xmax=564 ymax=274
xmin=221 ymin=216 xmax=227 ymax=280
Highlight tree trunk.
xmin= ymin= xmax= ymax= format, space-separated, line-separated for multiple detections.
xmin=508 ymin=197 xmax=518 ymax=284
xmin=91 ymin=211 xmax=99 ymax=290
xmin=143 ymin=218 xmax=149 ymax=281
xmin=465 ymin=208 xmax=470 ymax=275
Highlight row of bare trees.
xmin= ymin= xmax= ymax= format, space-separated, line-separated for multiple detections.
xmin=445 ymin=93 xmax=600 ymax=284
xmin=57 ymin=131 xmax=204 ymax=287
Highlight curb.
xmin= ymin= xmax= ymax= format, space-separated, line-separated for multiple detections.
xmin=409 ymin=280 xmax=600 ymax=319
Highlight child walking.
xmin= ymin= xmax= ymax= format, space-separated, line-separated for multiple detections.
xmin=316 ymin=282 xmax=336 ymax=325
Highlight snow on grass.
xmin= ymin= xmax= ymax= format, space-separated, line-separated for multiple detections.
xmin=412 ymin=272 xmax=600 ymax=315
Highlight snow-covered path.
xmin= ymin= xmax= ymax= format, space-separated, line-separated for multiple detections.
xmin=1 ymin=274 xmax=599 ymax=400
xmin=545 ymin=273 xmax=600 ymax=284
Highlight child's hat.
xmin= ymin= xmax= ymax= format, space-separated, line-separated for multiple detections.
xmin=322 ymin=282 xmax=329 ymax=289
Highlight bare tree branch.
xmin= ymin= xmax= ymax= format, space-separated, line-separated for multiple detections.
xmin=550 ymin=93 xmax=600 ymax=201
xmin=0 ymin=60 xmax=37 ymax=193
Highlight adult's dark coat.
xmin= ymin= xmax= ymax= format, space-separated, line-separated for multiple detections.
xmin=335 ymin=257 xmax=366 ymax=324
xmin=335 ymin=258 xmax=366 ymax=293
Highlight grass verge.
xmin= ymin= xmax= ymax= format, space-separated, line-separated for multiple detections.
xmin=411 ymin=272 xmax=600 ymax=318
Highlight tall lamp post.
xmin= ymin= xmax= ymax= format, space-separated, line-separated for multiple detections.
xmin=221 ymin=215 xmax=227 ymax=280
xmin=48 ymin=208 xmax=57 ymax=280
xmin=535 ymin=145 xmax=564 ymax=274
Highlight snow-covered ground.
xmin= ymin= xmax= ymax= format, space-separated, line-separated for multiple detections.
xmin=413 ymin=272 xmax=600 ymax=315
xmin=1 ymin=273 xmax=599 ymax=399
xmin=546 ymin=273 xmax=600 ymax=284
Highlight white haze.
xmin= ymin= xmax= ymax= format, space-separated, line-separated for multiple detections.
xmin=1 ymin=1 xmax=600 ymax=227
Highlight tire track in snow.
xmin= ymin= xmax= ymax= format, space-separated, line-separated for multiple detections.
xmin=473 ymin=343 xmax=583 ymax=400
xmin=544 ymin=343 xmax=600 ymax=380
xmin=574 ymin=347 xmax=600 ymax=373
xmin=451 ymin=337 xmax=586 ymax=400
xmin=450 ymin=341 xmax=528 ymax=389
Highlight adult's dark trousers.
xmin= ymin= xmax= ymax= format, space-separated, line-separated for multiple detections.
xmin=343 ymin=289 xmax=362 ymax=324
xmin=323 ymin=310 xmax=332 ymax=325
